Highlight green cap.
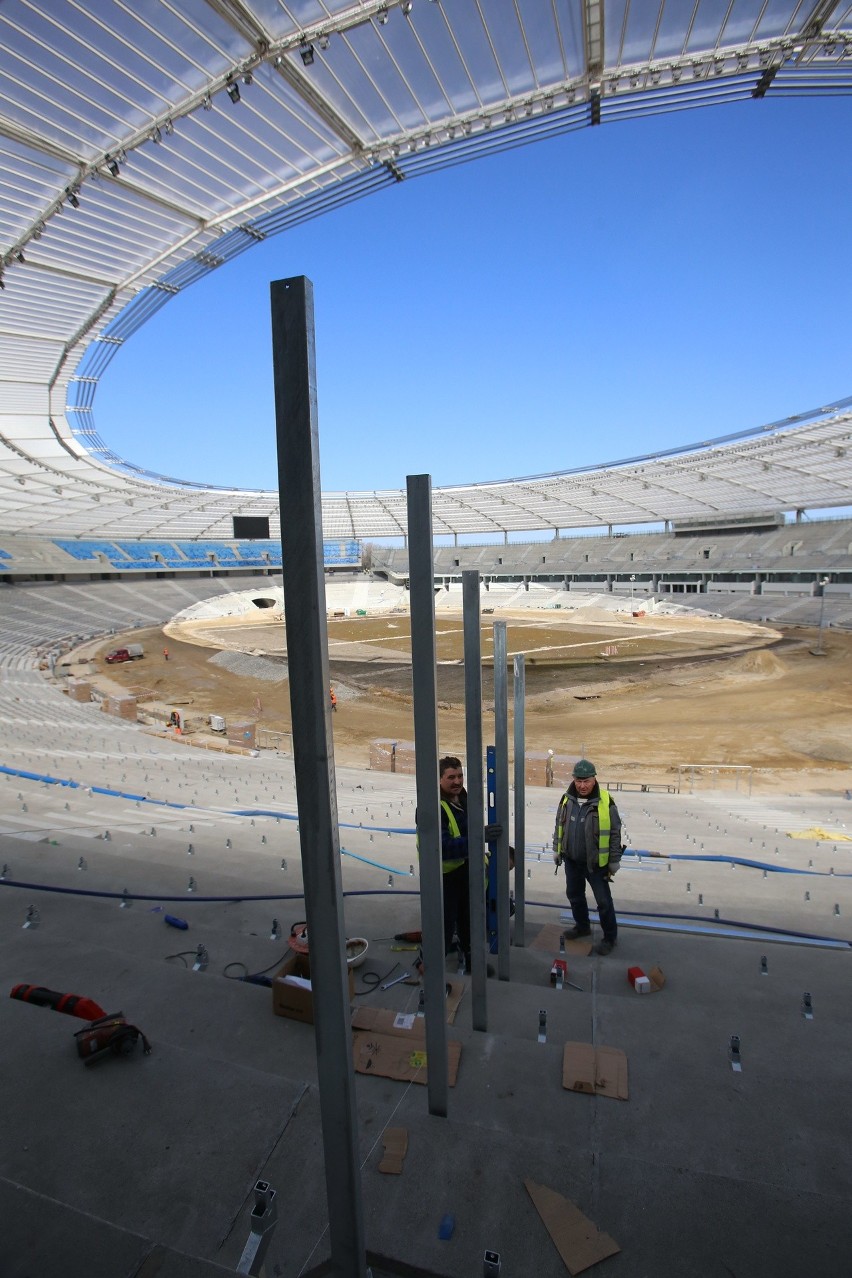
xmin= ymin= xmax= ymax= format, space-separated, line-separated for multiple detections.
xmin=573 ymin=759 xmax=596 ymax=779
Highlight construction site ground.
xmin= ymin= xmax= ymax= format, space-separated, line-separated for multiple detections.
xmin=82 ymin=602 xmax=852 ymax=794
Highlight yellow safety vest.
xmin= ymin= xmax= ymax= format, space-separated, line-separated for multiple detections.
xmin=415 ymin=800 xmax=466 ymax=874
xmin=555 ymin=789 xmax=612 ymax=868
xmin=440 ymin=800 xmax=466 ymax=874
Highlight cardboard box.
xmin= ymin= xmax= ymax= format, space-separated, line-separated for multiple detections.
xmin=272 ymin=953 xmax=355 ymax=1024
xmin=562 ymin=1042 xmax=628 ymax=1100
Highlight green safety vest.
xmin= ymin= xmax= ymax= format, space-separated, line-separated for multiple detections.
xmin=440 ymin=800 xmax=466 ymax=874
xmin=415 ymin=800 xmax=466 ymax=874
xmin=555 ymin=789 xmax=612 ymax=868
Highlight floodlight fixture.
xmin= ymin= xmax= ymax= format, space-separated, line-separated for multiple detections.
xmin=151 ymin=125 xmax=162 ymax=143
xmin=202 ymin=93 xmax=213 ymax=110
xmin=15 ymin=250 xmax=25 ymax=263
xmin=226 ymin=79 xmax=241 ymax=103
xmin=318 ymin=34 xmax=330 ymax=49
xmin=164 ymin=118 xmax=174 ymax=134
xmin=378 ymin=7 xmax=389 ymax=23
xmin=243 ymin=71 xmax=253 ymax=85
xmin=67 ymin=189 xmax=80 ymax=208
xmin=401 ymin=0 xmax=413 ymax=13
xmin=300 ymin=42 xmax=315 ymax=66
xmin=107 ymin=156 xmax=120 ymax=176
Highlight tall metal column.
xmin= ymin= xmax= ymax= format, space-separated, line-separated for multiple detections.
xmin=270 ymin=276 xmax=368 ymax=1278
xmin=513 ymin=653 xmax=526 ymax=947
xmin=407 ymin=474 xmax=449 ymax=1116
xmin=462 ymin=570 xmax=487 ymax=1030
xmin=492 ymin=621 xmax=511 ymax=981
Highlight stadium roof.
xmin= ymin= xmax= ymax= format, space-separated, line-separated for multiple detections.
xmin=2 ymin=0 xmax=852 ymax=542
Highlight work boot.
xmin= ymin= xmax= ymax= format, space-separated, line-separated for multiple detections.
xmin=563 ymin=926 xmax=592 ymax=941
xmin=595 ymin=939 xmax=616 ymax=956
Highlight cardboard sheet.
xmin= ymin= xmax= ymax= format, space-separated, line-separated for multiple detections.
xmin=525 ymin=1178 xmax=620 ymax=1275
xmin=378 ymin=1127 xmax=408 ymax=1174
xmin=352 ymin=1031 xmax=461 ymax=1086
xmin=648 ymin=965 xmax=666 ymax=993
xmin=530 ymin=923 xmax=592 ymax=957
xmin=562 ymin=1043 xmax=628 ymax=1100
xmin=350 ymin=981 xmax=464 ymax=1032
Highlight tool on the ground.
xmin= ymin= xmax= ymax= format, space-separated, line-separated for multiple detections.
xmin=538 ymin=1009 xmax=547 ymax=1043
xmin=10 ymin=984 xmax=106 ymax=1021
xmin=164 ymin=915 xmax=188 ymax=930
xmin=236 ymin=1180 xmax=278 ymax=1276
xmin=802 ymin=992 xmax=814 ymax=1020
xmin=289 ymin=921 xmax=309 ymax=954
xmin=729 ymin=1034 xmax=742 ymax=1072
xmin=483 ymin=1250 xmax=502 ymax=1276
xmin=381 ymin=971 xmax=411 ymax=991
xmin=74 ymin=1012 xmax=152 ymax=1065
xmin=394 ymin=930 xmax=422 ymax=943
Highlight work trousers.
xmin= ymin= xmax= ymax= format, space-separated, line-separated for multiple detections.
xmin=442 ymin=863 xmax=470 ymax=961
xmin=564 ymin=859 xmax=617 ymax=942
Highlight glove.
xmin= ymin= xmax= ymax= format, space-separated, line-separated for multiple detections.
xmin=552 ymin=839 xmax=563 ymax=867
xmin=484 ymin=822 xmax=502 ymax=842
xmin=605 ymin=865 xmax=619 ymax=882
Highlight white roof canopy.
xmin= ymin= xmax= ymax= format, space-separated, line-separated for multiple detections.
xmin=1 ymin=1 xmax=851 ymax=540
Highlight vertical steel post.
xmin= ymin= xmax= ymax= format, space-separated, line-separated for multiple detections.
xmin=462 ymin=570 xmax=487 ymax=1030
xmin=407 ymin=474 xmax=449 ymax=1116
xmin=513 ymin=653 xmax=526 ymax=947
xmin=486 ymin=745 xmax=497 ymax=951
xmin=269 ymin=276 xmax=368 ymax=1278
xmin=492 ymin=621 xmax=511 ymax=980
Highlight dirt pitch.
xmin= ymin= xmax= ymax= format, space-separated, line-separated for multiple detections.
xmin=84 ymin=600 xmax=852 ymax=796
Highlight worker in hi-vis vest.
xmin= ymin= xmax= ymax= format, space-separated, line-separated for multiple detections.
xmin=424 ymin=755 xmax=501 ymax=974
xmin=552 ymin=758 xmax=623 ymax=956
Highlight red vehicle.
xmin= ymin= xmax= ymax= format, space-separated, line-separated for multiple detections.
xmin=105 ymin=644 xmax=144 ymax=664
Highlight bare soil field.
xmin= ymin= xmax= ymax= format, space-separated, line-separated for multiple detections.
xmin=88 ymin=605 xmax=852 ymax=795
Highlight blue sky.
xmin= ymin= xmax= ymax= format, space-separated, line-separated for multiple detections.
xmin=95 ymin=95 xmax=852 ymax=498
